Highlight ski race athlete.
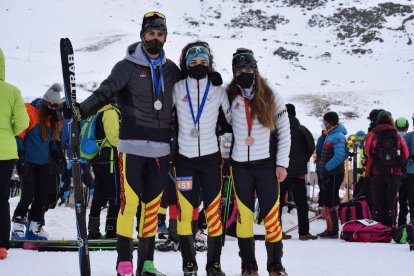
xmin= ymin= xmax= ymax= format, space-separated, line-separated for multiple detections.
xmin=365 ymin=111 xmax=409 ymax=227
xmin=12 ymin=83 xmax=63 ymax=241
xmin=88 ymin=103 xmax=121 ymax=239
xmin=62 ymin=12 xmax=180 ymax=276
xmin=227 ymin=48 xmax=290 ymax=276
xmin=317 ymin=111 xmax=348 ymax=238
xmin=279 ymin=103 xmax=317 ymax=241
xmin=172 ymin=41 xmax=231 ymax=275
xmin=0 ymin=48 xmax=29 ymax=259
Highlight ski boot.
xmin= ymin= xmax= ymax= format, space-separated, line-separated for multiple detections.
xmin=268 ymin=264 xmax=288 ymax=276
xmin=11 ymin=216 xmax=27 ymax=240
xmin=140 ymin=260 xmax=166 ymax=276
xmin=299 ymin=233 xmax=318 ymax=241
xmin=317 ymin=230 xmax=338 ymax=239
xmin=282 ymin=232 xmax=291 ymax=240
xmin=0 ymin=248 xmax=7 ymax=260
xmin=242 ymin=263 xmax=259 ymax=276
xmin=88 ymin=216 xmax=102 ymax=239
xmin=206 ymin=262 xmax=225 ymax=276
xmin=26 ymin=221 xmax=48 ymax=240
xmin=117 ymin=261 xmax=133 ymax=276
xmin=155 ymin=237 xmax=180 ymax=252
xmin=183 ymin=261 xmax=198 ymax=275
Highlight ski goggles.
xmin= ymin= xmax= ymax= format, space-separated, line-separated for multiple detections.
xmin=43 ymin=99 xmax=62 ymax=110
xmin=185 ymin=46 xmax=210 ymax=67
xmin=232 ymin=51 xmax=257 ymax=74
xmin=143 ymin=11 xmax=166 ymax=22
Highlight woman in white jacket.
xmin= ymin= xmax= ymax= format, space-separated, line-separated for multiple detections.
xmin=172 ymin=41 xmax=231 ymax=276
xmin=227 ymin=48 xmax=290 ymax=276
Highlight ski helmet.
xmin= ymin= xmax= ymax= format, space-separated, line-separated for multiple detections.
xmin=395 ymin=117 xmax=409 ymax=129
xmin=355 ymin=130 xmax=366 ymax=140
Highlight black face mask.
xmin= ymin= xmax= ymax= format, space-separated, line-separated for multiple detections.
xmin=143 ymin=39 xmax=164 ymax=55
xmin=236 ymin=73 xmax=255 ymax=89
xmin=46 ymin=108 xmax=56 ymax=115
xmin=188 ymin=64 xmax=209 ymax=80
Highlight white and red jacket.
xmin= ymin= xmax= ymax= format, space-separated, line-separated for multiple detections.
xmin=230 ymin=92 xmax=291 ymax=168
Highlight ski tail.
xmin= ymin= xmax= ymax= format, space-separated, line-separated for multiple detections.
xmin=221 ymin=166 xmax=234 ymax=246
xmin=60 ymin=37 xmax=91 ymax=276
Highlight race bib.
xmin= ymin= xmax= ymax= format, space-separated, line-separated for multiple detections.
xmin=175 ymin=176 xmax=193 ymax=191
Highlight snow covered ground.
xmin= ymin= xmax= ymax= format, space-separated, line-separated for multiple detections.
xmin=2 ymin=0 xmax=414 ymax=275
xmin=3 ymin=196 xmax=413 ymax=276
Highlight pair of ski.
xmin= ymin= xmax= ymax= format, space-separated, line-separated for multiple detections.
xmin=11 ymin=239 xmax=127 ymax=251
xmin=60 ymin=38 xmax=90 ymax=275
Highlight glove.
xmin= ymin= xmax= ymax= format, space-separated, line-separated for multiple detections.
xmin=16 ymin=152 xmax=28 ymax=176
xmin=51 ymin=150 xmax=67 ymax=175
xmin=208 ymin=71 xmax=223 ymax=86
xmin=61 ymin=102 xmax=82 ymax=121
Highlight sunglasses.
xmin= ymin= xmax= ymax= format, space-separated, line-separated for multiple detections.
xmin=144 ymin=11 xmax=166 ymax=21
xmin=185 ymin=45 xmax=209 ymax=57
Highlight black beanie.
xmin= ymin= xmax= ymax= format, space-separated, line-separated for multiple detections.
xmin=232 ymin=48 xmax=258 ymax=76
xmin=140 ymin=13 xmax=167 ymax=38
xmin=286 ymin=103 xmax=296 ymax=117
xmin=323 ymin=111 xmax=339 ymax=126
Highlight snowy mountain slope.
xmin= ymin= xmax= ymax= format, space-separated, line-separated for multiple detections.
xmin=1 ymin=0 xmax=414 ymax=134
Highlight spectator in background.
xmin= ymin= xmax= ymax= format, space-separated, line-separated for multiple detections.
xmin=279 ymin=104 xmax=317 ymax=241
xmin=0 ymin=48 xmax=29 ymax=260
xmin=318 ymin=111 xmax=348 ymax=239
xmin=12 ymin=84 xmax=64 ymax=241
xmin=402 ymin=116 xmax=414 ymax=226
xmin=394 ymin=117 xmax=410 ymax=227
xmin=365 ymin=111 xmax=409 ymax=227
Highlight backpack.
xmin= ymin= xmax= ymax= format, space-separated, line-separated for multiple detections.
xmin=339 ymin=199 xmax=371 ymax=225
xmin=372 ymin=130 xmax=401 ymax=172
xmin=80 ymin=105 xmax=120 ymax=160
xmin=340 ymin=219 xmax=392 ymax=243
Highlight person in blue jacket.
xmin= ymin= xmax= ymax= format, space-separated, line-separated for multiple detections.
xmin=403 ymin=114 xmax=414 ymax=225
xmin=11 ymin=84 xmax=64 ymax=240
xmin=318 ymin=111 xmax=348 ymax=238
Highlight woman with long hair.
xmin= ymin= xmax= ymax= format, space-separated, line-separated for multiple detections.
xmin=11 ymin=83 xmax=63 ymax=240
xmin=228 ymin=48 xmax=290 ymax=276
xmin=172 ymin=40 xmax=231 ymax=275
xmin=365 ymin=111 xmax=409 ymax=227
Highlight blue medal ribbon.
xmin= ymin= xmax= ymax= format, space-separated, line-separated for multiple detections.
xmin=142 ymin=47 xmax=163 ymax=101
xmin=185 ymin=79 xmax=211 ymax=128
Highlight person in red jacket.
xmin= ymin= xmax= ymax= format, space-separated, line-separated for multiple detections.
xmin=365 ymin=111 xmax=409 ymax=227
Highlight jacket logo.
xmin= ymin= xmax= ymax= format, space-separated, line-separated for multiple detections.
xmin=234 ymin=102 xmax=240 ymax=110
xmin=182 ymin=95 xmax=188 ymax=102
xmin=139 ymin=69 xmax=147 ymax=78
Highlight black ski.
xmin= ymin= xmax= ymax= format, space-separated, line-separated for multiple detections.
xmin=60 ymin=38 xmax=91 ymax=276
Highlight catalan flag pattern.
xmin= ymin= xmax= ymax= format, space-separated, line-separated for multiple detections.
xmin=205 ymin=194 xmax=223 ymax=237
xmin=263 ymin=199 xmax=282 ymax=243
xmin=139 ymin=194 xmax=163 ymax=238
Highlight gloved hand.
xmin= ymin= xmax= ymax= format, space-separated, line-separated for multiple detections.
xmin=61 ymin=102 xmax=82 ymax=121
xmin=208 ymin=71 xmax=223 ymax=86
xmin=51 ymin=150 xmax=67 ymax=175
xmin=16 ymin=152 xmax=28 ymax=176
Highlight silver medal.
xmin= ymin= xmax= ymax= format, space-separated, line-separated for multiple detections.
xmin=154 ymin=100 xmax=162 ymax=110
xmin=190 ymin=128 xmax=199 ymax=138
